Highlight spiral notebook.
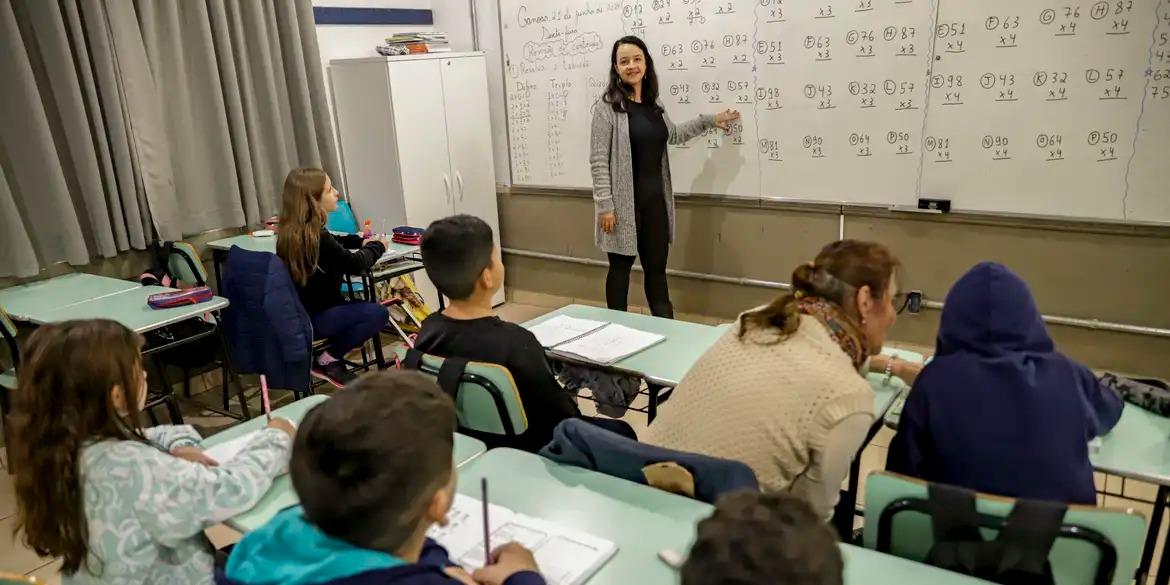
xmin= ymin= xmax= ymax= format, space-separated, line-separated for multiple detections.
xmin=428 ymin=494 xmax=617 ymax=585
xmin=528 ymin=315 xmax=665 ymax=366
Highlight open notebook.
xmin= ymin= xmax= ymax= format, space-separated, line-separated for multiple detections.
xmin=428 ymin=494 xmax=617 ymax=585
xmin=203 ymin=425 xmax=297 ymax=464
xmin=204 ymin=431 xmax=260 ymax=463
xmin=528 ymin=315 xmax=665 ymax=366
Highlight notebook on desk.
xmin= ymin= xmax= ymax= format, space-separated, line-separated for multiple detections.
xmin=429 ymin=494 xmax=617 ymax=585
xmin=528 ymin=315 xmax=665 ymax=366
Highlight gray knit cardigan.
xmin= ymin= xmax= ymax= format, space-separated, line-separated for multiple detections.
xmin=589 ymin=98 xmax=715 ymax=256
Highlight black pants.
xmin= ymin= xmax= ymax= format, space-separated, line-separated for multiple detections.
xmin=606 ymin=201 xmax=673 ymax=319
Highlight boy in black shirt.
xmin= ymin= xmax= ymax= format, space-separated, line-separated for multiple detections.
xmin=415 ymin=215 xmax=632 ymax=452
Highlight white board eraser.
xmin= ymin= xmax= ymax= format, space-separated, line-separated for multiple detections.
xmin=888 ymin=205 xmax=943 ymax=214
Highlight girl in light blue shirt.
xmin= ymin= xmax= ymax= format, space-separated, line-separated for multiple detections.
xmin=11 ymin=319 xmax=295 ymax=585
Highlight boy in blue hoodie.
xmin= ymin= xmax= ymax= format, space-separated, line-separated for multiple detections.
xmin=886 ymin=262 xmax=1123 ymax=504
xmin=218 ymin=371 xmax=546 ymax=585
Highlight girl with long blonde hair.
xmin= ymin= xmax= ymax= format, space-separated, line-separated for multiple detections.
xmin=276 ymin=168 xmax=389 ymax=387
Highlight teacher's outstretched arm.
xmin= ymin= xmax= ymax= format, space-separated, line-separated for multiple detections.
xmin=662 ymin=107 xmax=741 ymax=145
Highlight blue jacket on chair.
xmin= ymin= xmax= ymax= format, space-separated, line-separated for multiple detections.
xmin=220 ymin=246 xmax=314 ymax=396
xmin=539 ymin=418 xmax=759 ymax=503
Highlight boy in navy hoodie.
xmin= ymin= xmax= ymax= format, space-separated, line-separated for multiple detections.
xmin=218 ymin=371 xmax=546 ymax=585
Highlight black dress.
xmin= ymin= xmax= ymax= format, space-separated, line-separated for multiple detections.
xmin=605 ymin=100 xmax=674 ymax=318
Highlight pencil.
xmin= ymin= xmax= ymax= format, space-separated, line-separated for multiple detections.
xmin=482 ymin=478 xmax=491 ymax=566
xmin=260 ymin=374 xmax=271 ymax=422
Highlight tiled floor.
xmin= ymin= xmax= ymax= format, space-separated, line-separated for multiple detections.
xmin=1 ymin=302 xmax=1164 ymax=582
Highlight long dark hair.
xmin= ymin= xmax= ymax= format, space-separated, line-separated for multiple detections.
xmin=603 ymin=35 xmax=660 ymax=112
xmin=739 ymin=240 xmax=900 ymax=340
xmin=12 ymin=319 xmax=148 ymax=575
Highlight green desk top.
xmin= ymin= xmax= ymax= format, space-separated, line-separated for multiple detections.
xmin=458 ymin=448 xmax=990 ymax=585
xmin=205 ymin=395 xmax=488 ymax=532
xmin=30 ymin=286 xmax=229 ymax=333
xmin=208 ymin=233 xmax=418 ymax=262
xmin=522 ymin=305 xmax=729 ymax=387
xmin=0 ymin=273 xmax=139 ymax=321
xmin=527 ymin=305 xmax=914 ymax=415
xmin=1091 ymin=404 xmax=1170 ymax=485
xmin=869 ymin=347 xmax=926 ymax=419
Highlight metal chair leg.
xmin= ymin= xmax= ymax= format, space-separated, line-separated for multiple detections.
xmin=213 ymin=315 xmax=251 ymax=420
xmin=164 ymin=393 xmax=184 ymax=424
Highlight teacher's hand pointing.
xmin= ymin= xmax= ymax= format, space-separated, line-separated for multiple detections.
xmin=714 ymin=109 xmax=741 ymax=132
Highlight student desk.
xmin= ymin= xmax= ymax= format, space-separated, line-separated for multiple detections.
xmin=522 ymin=305 xmax=730 ymax=423
xmin=457 ymin=448 xmax=992 ymax=585
xmin=1090 ymin=405 xmax=1170 ymax=585
xmin=22 ymin=285 xmax=229 ymax=332
xmin=0 ymin=273 xmax=139 ymax=321
xmin=206 ymin=233 xmax=422 ymax=295
xmin=207 ymin=394 xmax=488 ymax=532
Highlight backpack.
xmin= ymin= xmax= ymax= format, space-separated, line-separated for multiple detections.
xmin=925 ymin=483 xmax=1066 ymax=585
xmin=140 ymin=241 xmax=178 ymax=287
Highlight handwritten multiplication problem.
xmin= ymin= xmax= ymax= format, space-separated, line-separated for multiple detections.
xmin=924 ymin=136 xmax=953 ymax=162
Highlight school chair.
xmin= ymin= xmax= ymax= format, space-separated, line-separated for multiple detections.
xmin=327 ymin=198 xmax=360 ymax=233
xmin=167 ymin=241 xmax=208 ymax=286
xmin=221 ymin=247 xmax=383 ymax=400
xmin=149 ymin=240 xmax=247 ymax=418
xmin=395 ymin=347 xmax=528 ymax=442
xmin=539 ymin=418 xmax=759 ymax=504
xmin=1 ymin=305 xmax=19 ymax=472
xmin=863 ymin=471 xmax=1146 ymax=585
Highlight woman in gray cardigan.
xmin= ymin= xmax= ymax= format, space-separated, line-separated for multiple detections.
xmin=590 ymin=35 xmax=739 ymax=318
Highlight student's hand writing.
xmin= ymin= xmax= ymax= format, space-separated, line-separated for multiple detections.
xmin=171 ymin=446 xmax=219 ymax=467
xmin=599 ymin=212 xmax=617 ymax=234
xmin=266 ymin=417 xmax=297 ymax=438
xmin=471 ymin=542 xmax=540 ymax=585
xmin=363 ymin=235 xmax=389 ymax=248
xmin=443 ymin=567 xmax=477 ymax=585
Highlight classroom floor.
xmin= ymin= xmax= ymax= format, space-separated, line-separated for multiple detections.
xmin=0 ymin=301 xmax=1164 ymax=582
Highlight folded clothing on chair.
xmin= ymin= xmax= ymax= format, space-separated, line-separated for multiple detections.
xmin=147 ymin=286 xmax=214 ymax=309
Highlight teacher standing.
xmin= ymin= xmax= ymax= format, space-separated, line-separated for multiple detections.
xmin=590 ymin=35 xmax=740 ymax=319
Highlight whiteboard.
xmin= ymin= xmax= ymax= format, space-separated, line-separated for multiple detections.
xmin=497 ymin=0 xmax=1170 ymax=222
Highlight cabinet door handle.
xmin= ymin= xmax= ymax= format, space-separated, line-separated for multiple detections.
xmin=456 ymin=172 xmax=465 ymax=203
xmin=442 ymin=174 xmax=452 ymax=204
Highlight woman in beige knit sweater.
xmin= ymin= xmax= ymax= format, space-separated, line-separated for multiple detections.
xmin=645 ymin=240 xmax=920 ymax=521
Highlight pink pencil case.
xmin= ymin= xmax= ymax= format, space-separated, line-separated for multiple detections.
xmin=147 ymin=286 xmax=214 ymax=309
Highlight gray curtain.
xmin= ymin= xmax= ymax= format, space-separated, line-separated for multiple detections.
xmin=0 ymin=0 xmax=340 ymax=278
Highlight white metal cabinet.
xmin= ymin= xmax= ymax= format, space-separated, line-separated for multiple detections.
xmin=331 ymin=52 xmax=502 ymax=306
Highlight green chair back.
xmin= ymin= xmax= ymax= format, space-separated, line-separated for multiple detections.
xmin=863 ymin=471 xmax=1146 ymax=585
xmin=168 ymin=241 xmax=208 ymax=286
xmin=394 ymin=347 xmax=528 ymax=436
